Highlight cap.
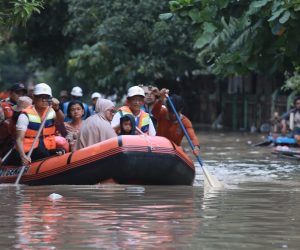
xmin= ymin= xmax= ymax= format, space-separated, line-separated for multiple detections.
xmin=70 ymin=86 xmax=83 ymax=97
xmin=12 ymin=96 xmax=33 ymax=112
xmin=91 ymin=92 xmax=102 ymax=99
xmin=127 ymin=86 xmax=145 ymax=98
xmin=9 ymin=83 xmax=27 ymax=92
xmin=33 ymin=83 xmax=52 ymax=96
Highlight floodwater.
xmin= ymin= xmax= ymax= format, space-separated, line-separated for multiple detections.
xmin=1 ymin=132 xmax=300 ymax=249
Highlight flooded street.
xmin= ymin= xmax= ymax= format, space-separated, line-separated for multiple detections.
xmin=1 ymin=132 xmax=300 ymax=249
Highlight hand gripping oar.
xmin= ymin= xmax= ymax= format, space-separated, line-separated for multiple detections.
xmin=15 ymin=105 xmax=52 ymax=185
xmin=166 ymin=95 xmax=223 ymax=188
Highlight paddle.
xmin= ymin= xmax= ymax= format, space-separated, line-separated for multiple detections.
xmin=253 ymin=140 xmax=272 ymax=147
xmin=0 ymin=147 xmax=14 ymax=167
xmin=166 ymin=94 xmax=223 ymax=188
xmin=15 ymin=104 xmax=52 ymax=185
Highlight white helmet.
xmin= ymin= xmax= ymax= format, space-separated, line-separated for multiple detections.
xmin=33 ymin=83 xmax=52 ymax=96
xmin=127 ymin=86 xmax=145 ymax=98
xmin=71 ymin=86 xmax=83 ymax=97
xmin=91 ymin=92 xmax=102 ymax=99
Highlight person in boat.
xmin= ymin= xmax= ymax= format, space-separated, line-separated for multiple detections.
xmin=75 ymin=98 xmax=117 ymax=150
xmin=281 ymin=96 xmax=300 ymax=145
xmin=4 ymin=83 xmax=65 ymax=166
xmin=140 ymin=85 xmax=159 ymax=128
xmin=59 ymin=90 xmax=69 ymax=105
xmin=0 ymin=96 xmax=32 ymax=162
xmin=90 ymin=92 xmax=102 ymax=115
xmin=111 ymin=86 xmax=156 ymax=136
xmin=1 ymin=83 xmax=27 ymax=120
xmin=62 ymin=86 xmax=91 ymax=122
xmin=151 ymin=88 xmax=200 ymax=156
xmin=119 ymin=114 xmax=136 ymax=135
xmin=64 ymin=100 xmax=85 ymax=151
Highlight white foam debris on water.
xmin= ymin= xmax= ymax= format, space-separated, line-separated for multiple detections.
xmin=48 ymin=193 xmax=63 ymax=201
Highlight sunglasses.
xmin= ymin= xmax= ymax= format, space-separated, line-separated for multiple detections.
xmin=35 ymin=95 xmax=51 ymax=100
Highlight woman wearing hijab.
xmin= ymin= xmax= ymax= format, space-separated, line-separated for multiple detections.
xmin=75 ymin=98 xmax=117 ymax=150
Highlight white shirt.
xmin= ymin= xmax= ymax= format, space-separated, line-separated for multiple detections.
xmin=111 ymin=111 xmax=156 ymax=136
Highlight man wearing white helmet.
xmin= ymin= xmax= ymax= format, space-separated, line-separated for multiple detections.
xmin=62 ymin=86 xmax=91 ymax=122
xmin=5 ymin=83 xmax=65 ymax=166
xmin=111 ymin=86 xmax=156 ymax=136
xmin=90 ymin=92 xmax=102 ymax=115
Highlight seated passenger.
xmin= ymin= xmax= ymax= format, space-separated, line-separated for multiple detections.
xmin=120 ymin=114 xmax=136 ymax=135
xmin=75 ymin=98 xmax=117 ymax=150
xmin=111 ymin=86 xmax=156 ymax=136
xmin=4 ymin=83 xmax=64 ymax=166
xmin=64 ymin=100 xmax=85 ymax=151
xmin=0 ymin=96 xmax=32 ymax=160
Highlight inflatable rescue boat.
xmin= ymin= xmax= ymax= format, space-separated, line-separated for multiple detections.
xmin=0 ymin=135 xmax=195 ymax=185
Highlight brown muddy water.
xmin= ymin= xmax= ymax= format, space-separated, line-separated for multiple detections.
xmin=1 ymin=132 xmax=300 ymax=249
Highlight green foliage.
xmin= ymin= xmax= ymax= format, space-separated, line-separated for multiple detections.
xmin=0 ymin=0 xmax=44 ymax=27
xmin=0 ymin=43 xmax=29 ymax=88
xmin=64 ymin=0 xmax=198 ymax=94
xmin=283 ymin=67 xmax=300 ymax=95
xmin=169 ymin=0 xmax=300 ymax=78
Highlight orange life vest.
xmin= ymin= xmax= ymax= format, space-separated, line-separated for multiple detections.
xmin=118 ymin=106 xmax=150 ymax=133
xmin=22 ymin=106 xmax=56 ymax=153
xmin=1 ymin=101 xmax=13 ymax=119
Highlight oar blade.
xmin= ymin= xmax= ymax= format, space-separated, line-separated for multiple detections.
xmin=203 ymin=167 xmax=223 ymax=188
xmin=253 ymin=140 xmax=272 ymax=147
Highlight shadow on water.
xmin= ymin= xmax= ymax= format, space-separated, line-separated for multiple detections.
xmin=1 ymin=131 xmax=300 ymax=249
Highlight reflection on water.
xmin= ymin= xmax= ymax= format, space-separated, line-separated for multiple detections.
xmin=1 ymin=132 xmax=300 ymax=249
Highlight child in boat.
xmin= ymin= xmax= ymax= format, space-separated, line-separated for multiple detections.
xmin=120 ymin=114 xmax=136 ymax=135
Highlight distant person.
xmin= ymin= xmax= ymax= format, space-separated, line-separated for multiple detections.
xmin=6 ymin=83 xmax=27 ymax=105
xmin=140 ymin=85 xmax=159 ymax=128
xmin=59 ymin=90 xmax=69 ymax=104
xmin=90 ymin=92 xmax=102 ymax=115
xmin=75 ymin=98 xmax=117 ymax=150
xmin=1 ymin=83 xmax=27 ymax=120
xmin=111 ymin=86 xmax=156 ymax=136
xmin=270 ymin=111 xmax=282 ymax=134
xmin=120 ymin=114 xmax=136 ymax=135
xmin=281 ymin=96 xmax=300 ymax=145
xmin=64 ymin=100 xmax=85 ymax=151
xmin=62 ymin=86 xmax=91 ymax=122
xmin=152 ymin=88 xmax=200 ymax=156
xmin=4 ymin=83 xmax=65 ymax=166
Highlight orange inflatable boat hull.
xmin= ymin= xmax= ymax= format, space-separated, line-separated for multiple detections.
xmin=0 ymin=135 xmax=195 ymax=185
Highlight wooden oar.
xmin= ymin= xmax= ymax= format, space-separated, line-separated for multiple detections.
xmin=15 ymin=105 xmax=52 ymax=185
xmin=166 ymin=95 xmax=223 ymax=188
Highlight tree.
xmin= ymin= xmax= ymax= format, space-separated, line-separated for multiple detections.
xmin=64 ymin=0 xmax=198 ymax=95
xmin=0 ymin=0 xmax=44 ymax=88
xmin=164 ymin=0 xmax=300 ymax=78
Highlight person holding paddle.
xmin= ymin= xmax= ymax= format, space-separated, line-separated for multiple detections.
xmin=281 ymin=96 xmax=300 ymax=145
xmin=151 ymin=88 xmax=200 ymax=156
xmin=5 ymin=83 xmax=64 ymax=166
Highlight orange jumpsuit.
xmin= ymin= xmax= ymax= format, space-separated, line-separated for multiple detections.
xmin=152 ymin=100 xmax=199 ymax=147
